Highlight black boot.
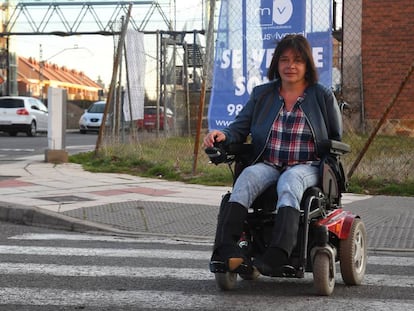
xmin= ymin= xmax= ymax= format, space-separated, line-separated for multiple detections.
xmin=253 ymin=207 xmax=300 ymax=276
xmin=211 ymin=201 xmax=248 ymax=272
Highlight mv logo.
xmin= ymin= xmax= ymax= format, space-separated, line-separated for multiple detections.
xmin=257 ymin=0 xmax=293 ymax=26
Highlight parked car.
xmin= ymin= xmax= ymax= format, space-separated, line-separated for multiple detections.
xmin=137 ymin=106 xmax=174 ymax=131
xmin=0 ymin=96 xmax=48 ymax=137
xmin=79 ymin=101 xmax=106 ymax=134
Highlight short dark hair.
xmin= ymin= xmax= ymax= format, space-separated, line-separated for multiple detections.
xmin=267 ymin=34 xmax=318 ymax=85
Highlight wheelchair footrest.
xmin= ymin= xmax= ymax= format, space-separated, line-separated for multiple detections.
xmin=210 ymin=260 xmax=254 ymax=275
xmin=257 ymin=264 xmax=300 ymax=278
xmin=210 ymin=260 xmax=226 ymax=273
xmin=281 ymin=265 xmax=298 ymax=277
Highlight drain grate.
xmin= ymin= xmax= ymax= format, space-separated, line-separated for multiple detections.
xmin=36 ymin=195 xmax=94 ymax=203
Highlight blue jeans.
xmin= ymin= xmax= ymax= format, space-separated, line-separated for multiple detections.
xmin=229 ymin=162 xmax=319 ymax=210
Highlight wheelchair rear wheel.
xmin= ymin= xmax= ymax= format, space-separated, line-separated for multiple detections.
xmin=339 ymin=218 xmax=367 ymax=285
xmin=215 ymin=272 xmax=237 ymax=290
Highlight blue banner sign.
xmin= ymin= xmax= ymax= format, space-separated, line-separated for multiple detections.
xmin=208 ymin=0 xmax=332 ymax=130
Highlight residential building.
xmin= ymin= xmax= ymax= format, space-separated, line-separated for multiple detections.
xmin=17 ymin=56 xmax=104 ymax=102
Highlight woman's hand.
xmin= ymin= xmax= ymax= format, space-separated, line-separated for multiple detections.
xmin=203 ymin=130 xmax=226 ymax=148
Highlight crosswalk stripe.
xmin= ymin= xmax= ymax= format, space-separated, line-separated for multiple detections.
xmin=0 ymin=262 xmax=412 ymax=288
xmin=9 ymin=233 xmax=212 ymax=245
xmin=0 ymin=288 xmax=412 ymax=309
xmin=0 ymin=245 xmax=209 ymax=260
xmin=368 ymin=255 xmax=414 ymax=267
xmin=0 ymin=263 xmax=210 ymax=280
xmin=1 ymin=244 xmax=413 ymax=267
xmin=0 ymin=148 xmax=35 ymax=152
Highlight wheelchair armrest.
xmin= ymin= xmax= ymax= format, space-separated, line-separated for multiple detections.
xmin=227 ymin=143 xmax=253 ymax=156
xmin=318 ymin=140 xmax=350 ymax=156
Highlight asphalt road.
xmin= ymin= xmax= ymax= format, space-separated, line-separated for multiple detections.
xmin=0 ymin=130 xmax=97 ymax=160
xmin=0 ymin=129 xmax=161 ymax=160
xmin=0 ymin=221 xmax=413 ymax=310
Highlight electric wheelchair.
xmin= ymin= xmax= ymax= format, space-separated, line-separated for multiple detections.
xmin=205 ymin=140 xmax=367 ymax=296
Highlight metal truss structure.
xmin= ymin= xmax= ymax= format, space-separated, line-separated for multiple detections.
xmin=1 ymin=1 xmax=172 ymax=37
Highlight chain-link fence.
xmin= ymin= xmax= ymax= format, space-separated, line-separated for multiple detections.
xmin=97 ymin=0 xmax=414 ymax=188
xmin=96 ymin=14 xmax=209 ymax=169
xmin=98 ymin=30 xmax=206 ymax=134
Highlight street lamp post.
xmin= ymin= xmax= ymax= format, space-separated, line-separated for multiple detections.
xmin=38 ymin=44 xmax=92 ymax=101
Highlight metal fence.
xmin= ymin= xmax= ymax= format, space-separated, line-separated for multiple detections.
xmin=98 ymin=0 xmax=414 ymax=186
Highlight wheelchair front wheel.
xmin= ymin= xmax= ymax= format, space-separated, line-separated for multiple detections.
xmin=239 ymin=267 xmax=260 ymax=281
xmin=312 ymin=252 xmax=335 ymax=296
xmin=215 ymin=272 xmax=237 ymax=290
xmin=339 ymin=218 xmax=367 ymax=285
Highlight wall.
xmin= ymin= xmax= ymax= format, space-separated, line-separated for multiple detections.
xmin=362 ymin=0 xmax=414 ymax=136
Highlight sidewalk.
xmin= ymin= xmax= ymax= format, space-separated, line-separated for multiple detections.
xmin=0 ymin=155 xmax=413 ymax=251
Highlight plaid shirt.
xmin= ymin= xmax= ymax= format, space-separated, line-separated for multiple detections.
xmin=264 ymin=96 xmax=317 ymax=167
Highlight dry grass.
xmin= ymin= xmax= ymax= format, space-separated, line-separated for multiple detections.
xmin=70 ymin=133 xmax=414 ymax=195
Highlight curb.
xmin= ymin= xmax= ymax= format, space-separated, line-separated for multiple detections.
xmin=0 ymin=202 xmax=112 ymax=233
xmin=0 ymin=202 xmax=214 ymax=242
xmin=3 ymin=203 xmax=412 ymax=251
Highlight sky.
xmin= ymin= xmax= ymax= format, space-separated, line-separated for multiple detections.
xmin=13 ymin=1 xmax=206 ymax=88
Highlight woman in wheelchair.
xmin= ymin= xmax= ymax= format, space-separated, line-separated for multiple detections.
xmin=203 ymin=34 xmax=343 ymax=276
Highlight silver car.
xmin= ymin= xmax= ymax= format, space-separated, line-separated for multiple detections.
xmin=0 ymin=96 xmax=48 ymax=137
xmin=79 ymin=101 xmax=106 ymax=134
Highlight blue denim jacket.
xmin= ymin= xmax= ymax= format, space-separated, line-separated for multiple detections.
xmin=222 ymin=80 xmax=343 ymax=164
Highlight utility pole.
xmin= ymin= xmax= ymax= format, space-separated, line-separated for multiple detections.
xmin=192 ymin=0 xmax=216 ymax=174
xmin=39 ymin=44 xmax=44 ymax=101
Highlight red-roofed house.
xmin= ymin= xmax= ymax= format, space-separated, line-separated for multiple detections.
xmin=17 ymin=56 xmax=104 ymax=101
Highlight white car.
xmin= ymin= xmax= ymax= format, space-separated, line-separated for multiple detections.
xmin=0 ymin=96 xmax=48 ymax=137
xmin=79 ymin=101 xmax=106 ymax=134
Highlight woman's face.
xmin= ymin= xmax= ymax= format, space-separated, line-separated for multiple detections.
xmin=278 ymin=48 xmax=307 ymax=85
